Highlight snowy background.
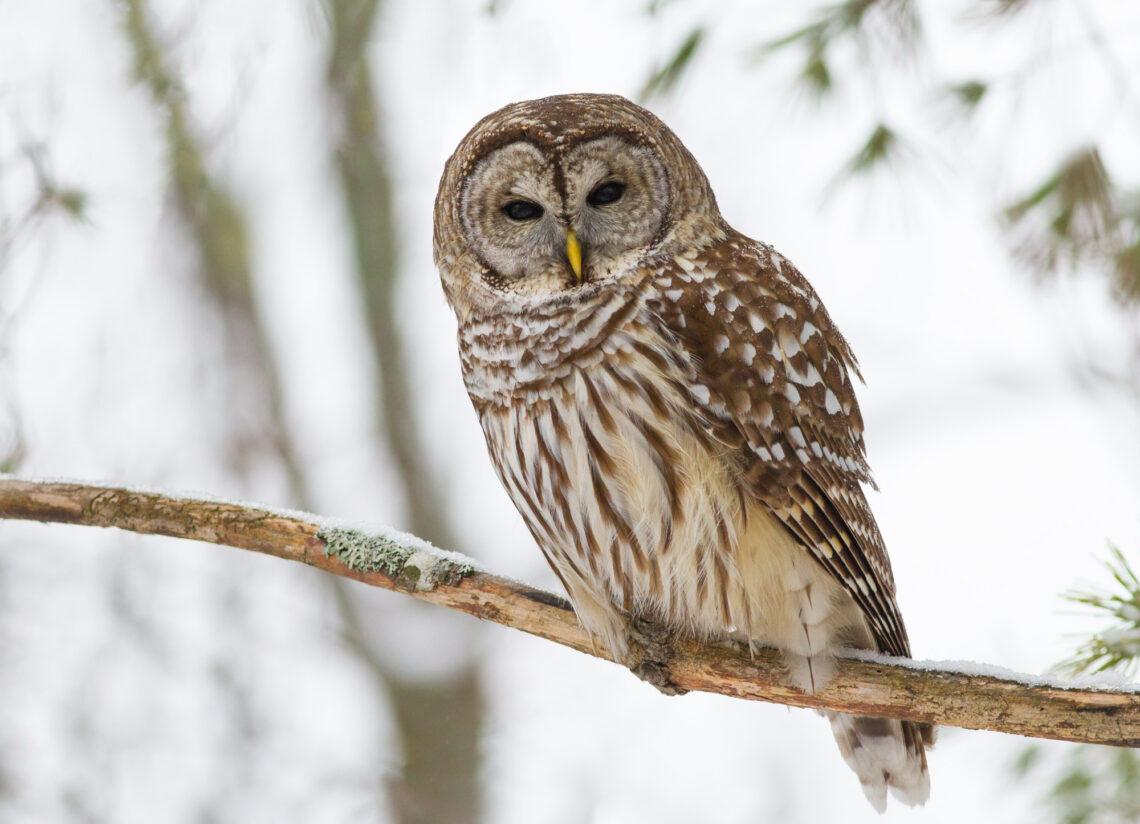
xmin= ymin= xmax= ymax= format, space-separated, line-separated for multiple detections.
xmin=2 ymin=1 xmax=1138 ymax=822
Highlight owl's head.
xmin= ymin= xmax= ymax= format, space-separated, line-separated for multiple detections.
xmin=434 ymin=94 xmax=722 ymax=319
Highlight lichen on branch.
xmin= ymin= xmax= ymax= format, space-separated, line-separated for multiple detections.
xmin=319 ymin=525 xmax=476 ymax=591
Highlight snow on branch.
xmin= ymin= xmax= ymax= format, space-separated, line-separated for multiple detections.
xmin=2 ymin=477 xmax=1138 ymax=747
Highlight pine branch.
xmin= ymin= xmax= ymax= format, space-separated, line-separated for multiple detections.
xmin=3 ymin=477 xmax=1139 ymax=747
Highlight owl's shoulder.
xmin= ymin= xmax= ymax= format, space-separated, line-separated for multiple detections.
xmin=645 ymin=229 xmax=873 ymax=485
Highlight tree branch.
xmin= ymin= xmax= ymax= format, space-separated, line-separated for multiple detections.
xmin=3 ymin=477 xmax=1138 ymax=747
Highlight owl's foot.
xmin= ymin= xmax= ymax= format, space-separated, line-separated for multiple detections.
xmin=627 ymin=617 xmax=688 ymax=696
xmin=564 ymin=589 xmax=687 ymax=694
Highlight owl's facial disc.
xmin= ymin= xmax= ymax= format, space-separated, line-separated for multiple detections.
xmin=459 ymin=134 xmax=671 ymax=297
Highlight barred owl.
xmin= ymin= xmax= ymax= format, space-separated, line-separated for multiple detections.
xmin=434 ymin=93 xmax=933 ymax=810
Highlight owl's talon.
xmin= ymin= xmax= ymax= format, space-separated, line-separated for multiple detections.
xmin=627 ymin=617 xmax=688 ymax=696
xmin=630 ymin=660 xmax=688 ymax=696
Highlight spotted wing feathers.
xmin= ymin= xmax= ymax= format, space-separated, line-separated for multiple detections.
xmin=648 ymin=231 xmax=910 ymax=658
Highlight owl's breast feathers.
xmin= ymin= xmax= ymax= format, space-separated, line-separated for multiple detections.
xmin=457 ymin=280 xmax=651 ymax=409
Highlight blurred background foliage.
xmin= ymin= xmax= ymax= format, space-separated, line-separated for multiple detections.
xmin=1021 ymin=545 xmax=1140 ymax=824
xmin=643 ymin=0 xmax=1140 ymax=307
xmin=0 ymin=0 xmax=1138 ymax=822
xmin=5 ymin=0 xmax=482 ymax=821
xmin=0 ymin=142 xmax=87 ymax=474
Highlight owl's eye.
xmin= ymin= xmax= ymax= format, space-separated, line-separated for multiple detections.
xmin=503 ymin=200 xmax=544 ymax=221
xmin=587 ymin=181 xmax=625 ymax=206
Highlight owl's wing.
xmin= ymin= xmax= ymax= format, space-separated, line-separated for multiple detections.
xmin=647 ymin=232 xmax=911 ymax=657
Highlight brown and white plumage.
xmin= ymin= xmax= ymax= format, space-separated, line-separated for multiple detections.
xmin=434 ymin=93 xmax=933 ymax=811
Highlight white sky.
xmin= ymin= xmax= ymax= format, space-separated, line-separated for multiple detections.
xmin=2 ymin=0 xmax=1139 ymax=822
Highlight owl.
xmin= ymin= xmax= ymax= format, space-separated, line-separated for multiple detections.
xmin=434 ymin=93 xmax=933 ymax=811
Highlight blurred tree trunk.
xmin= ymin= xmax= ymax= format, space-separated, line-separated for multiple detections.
xmin=119 ymin=2 xmax=483 ymax=822
xmin=120 ymin=0 xmax=309 ymax=497
xmin=118 ymin=3 xmax=308 ymax=820
xmin=323 ymin=1 xmax=484 ymax=822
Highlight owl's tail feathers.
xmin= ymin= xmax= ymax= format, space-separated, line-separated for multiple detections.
xmin=828 ymin=713 xmax=935 ymax=813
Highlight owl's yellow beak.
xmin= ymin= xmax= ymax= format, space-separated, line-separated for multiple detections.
xmin=565 ymin=229 xmax=583 ymax=282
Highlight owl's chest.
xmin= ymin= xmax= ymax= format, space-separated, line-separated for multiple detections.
xmin=456 ymin=285 xmax=656 ymax=406
xmin=469 ymin=313 xmax=752 ymax=625
xmin=465 ymin=303 xmax=703 ymax=514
